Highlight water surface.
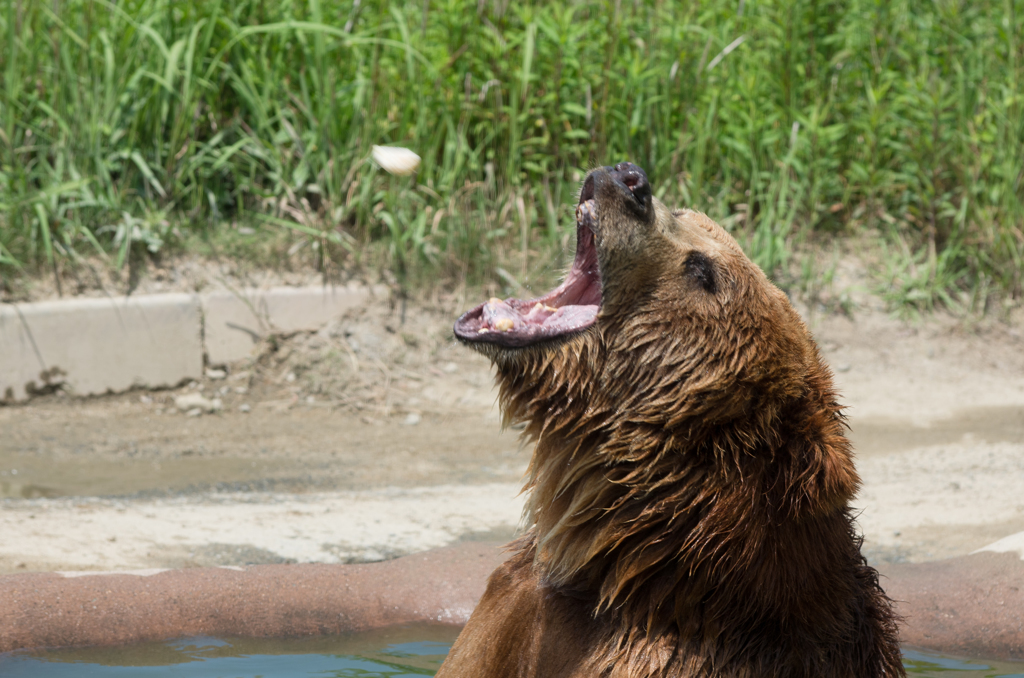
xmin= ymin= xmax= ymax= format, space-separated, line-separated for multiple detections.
xmin=0 ymin=624 xmax=460 ymax=677
xmin=2 ymin=627 xmax=1022 ymax=677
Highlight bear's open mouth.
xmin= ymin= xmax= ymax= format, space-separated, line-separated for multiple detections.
xmin=453 ymin=192 xmax=601 ymax=348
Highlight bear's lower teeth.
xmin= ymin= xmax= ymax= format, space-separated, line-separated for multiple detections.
xmin=453 ymin=194 xmax=601 ymax=345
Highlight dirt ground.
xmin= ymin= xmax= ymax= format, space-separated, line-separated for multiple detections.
xmin=2 ymin=272 xmax=1024 ymax=574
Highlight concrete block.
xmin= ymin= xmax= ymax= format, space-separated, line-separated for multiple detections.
xmin=202 ymin=285 xmax=378 ymax=365
xmin=1 ymin=294 xmax=202 ymax=402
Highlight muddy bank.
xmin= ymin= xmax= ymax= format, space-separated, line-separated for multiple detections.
xmin=1 ymin=294 xmax=1023 ymax=573
xmin=0 ymin=408 xmax=520 ymax=499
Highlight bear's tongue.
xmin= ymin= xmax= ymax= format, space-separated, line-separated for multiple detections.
xmin=453 ymin=198 xmax=601 ymax=347
xmin=476 ymin=298 xmax=598 ymax=334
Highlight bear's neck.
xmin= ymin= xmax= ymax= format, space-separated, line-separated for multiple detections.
xmin=492 ymin=337 xmax=894 ymax=658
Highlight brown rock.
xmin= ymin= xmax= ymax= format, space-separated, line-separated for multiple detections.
xmin=0 ymin=542 xmax=506 ymax=653
xmin=882 ymin=551 xmax=1024 ymax=660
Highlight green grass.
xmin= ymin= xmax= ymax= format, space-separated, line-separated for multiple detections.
xmin=1 ymin=0 xmax=1022 ymax=308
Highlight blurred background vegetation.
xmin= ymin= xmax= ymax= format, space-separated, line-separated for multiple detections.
xmin=1 ymin=0 xmax=1022 ymax=311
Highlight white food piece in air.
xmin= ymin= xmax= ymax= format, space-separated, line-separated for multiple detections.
xmin=372 ymin=145 xmax=421 ymax=176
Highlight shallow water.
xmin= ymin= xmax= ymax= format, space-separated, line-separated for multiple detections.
xmin=0 ymin=625 xmax=461 ymax=677
xmin=903 ymin=648 xmax=1024 ymax=677
xmin=2 ymin=627 xmax=1023 ymax=677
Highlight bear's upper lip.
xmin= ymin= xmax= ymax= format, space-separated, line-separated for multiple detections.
xmin=453 ymin=195 xmax=601 ymax=348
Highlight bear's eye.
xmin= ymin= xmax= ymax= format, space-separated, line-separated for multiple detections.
xmin=684 ymin=251 xmax=717 ymax=294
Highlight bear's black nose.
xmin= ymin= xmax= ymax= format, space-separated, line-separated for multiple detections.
xmin=611 ymin=162 xmax=651 ymax=206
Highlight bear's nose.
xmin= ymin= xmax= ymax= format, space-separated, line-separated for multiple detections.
xmin=611 ymin=162 xmax=651 ymax=205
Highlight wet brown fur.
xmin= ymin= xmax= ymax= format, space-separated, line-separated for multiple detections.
xmin=440 ymin=167 xmax=904 ymax=678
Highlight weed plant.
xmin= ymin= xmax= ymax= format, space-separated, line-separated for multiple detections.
xmin=1 ymin=0 xmax=1022 ymax=309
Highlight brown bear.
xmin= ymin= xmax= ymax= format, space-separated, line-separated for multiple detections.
xmin=446 ymin=163 xmax=904 ymax=678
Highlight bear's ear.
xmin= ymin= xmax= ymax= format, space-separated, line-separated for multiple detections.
xmin=684 ymin=251 xmax=718 ymax=294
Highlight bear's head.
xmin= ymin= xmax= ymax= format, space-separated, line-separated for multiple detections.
xmin=455 ymin=162 xmax=836 ymax=453
xmin=454 ymin=163 xmax=858 ymax=616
